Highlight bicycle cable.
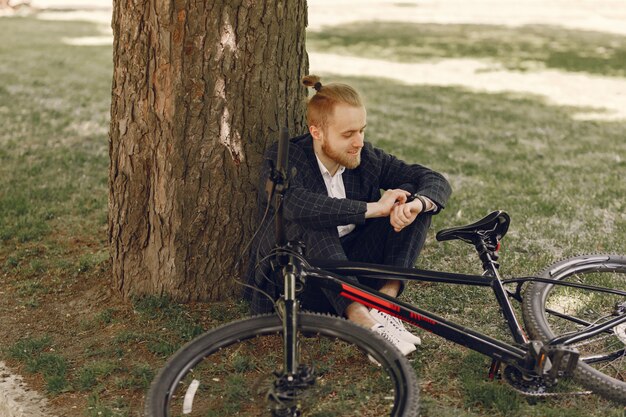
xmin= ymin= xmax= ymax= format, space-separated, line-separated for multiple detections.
xmin=253 ymin=245 xmax=315 ymax=313
xmin=221 ymin=175 xmax=313 ymax=308
xmin=225 ymin=181 xmax=277 ymax=306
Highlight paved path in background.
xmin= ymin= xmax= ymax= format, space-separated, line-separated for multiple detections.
xmin=309 ymin=53 xmax=626 ymax=121
xmin=0 ymin=362 xmax=55 ymax=417
xmin=308 ymin=0 xmax=626 ymax=35
xmin=306 ymin=0 xmax=626 ymax=121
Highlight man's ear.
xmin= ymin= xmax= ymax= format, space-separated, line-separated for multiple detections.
xmin=309 ymin=125 xmax=322 ymax=141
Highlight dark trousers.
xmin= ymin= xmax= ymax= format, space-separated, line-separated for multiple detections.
xmin=300 ymin=214 xmax=432 ymax=316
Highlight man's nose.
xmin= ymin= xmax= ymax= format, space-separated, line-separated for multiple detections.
xmin=353 ymin=132 xmax=364 ymax=148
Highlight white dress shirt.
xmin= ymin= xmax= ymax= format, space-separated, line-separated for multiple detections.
xmin=315 ymin=154 xmax=356 ymax=237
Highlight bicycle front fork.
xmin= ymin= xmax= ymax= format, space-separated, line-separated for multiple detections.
xmin=272 ymin=251 xmax=313 ymax=417
xmin=282 ymin=261 xmax=299 ymax=376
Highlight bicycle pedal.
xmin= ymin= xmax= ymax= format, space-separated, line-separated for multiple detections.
xmin=541 ymin=345 xmax=579 ymax=380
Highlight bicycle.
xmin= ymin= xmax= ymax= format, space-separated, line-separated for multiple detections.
xmin=145 ymin=130 xmax=626 ymax=416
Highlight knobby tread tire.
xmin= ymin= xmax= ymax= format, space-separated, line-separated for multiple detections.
xmin=522 ymin=254 xmax=626 ymax=405
xmin=145 ymin=312 xmax=420 ymax=416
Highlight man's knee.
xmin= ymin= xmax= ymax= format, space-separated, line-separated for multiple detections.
xmin=302 ymin=228 xmax=347 ymax=259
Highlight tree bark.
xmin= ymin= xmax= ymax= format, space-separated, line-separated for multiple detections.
xmin=109 ymin=0 xmax=308 ymax=301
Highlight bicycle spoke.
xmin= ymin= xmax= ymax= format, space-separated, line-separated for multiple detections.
xmin=597 ymin=354 xmax=625 ymax=380
xmin=163 ymin=332 xmax=399 ymax=416
xmin=544 ymin=267 xmax=626 ymax=383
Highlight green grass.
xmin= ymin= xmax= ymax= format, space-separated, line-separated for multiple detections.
xmin=114 ymin=363 xmax=154 ymax=391
xmin=7 ymin=336 xmax=71 ymax=394
xmin=1 ymin=13 xmax=625 ymax=417
xmin=132 ymin=295 xmax=205 ymax=342
xmin=87 ymin=393 xmax=131 ymax=417
xmin=76 ymin=360 xmax=121 ymax=391
xmin=308 ymin=22 xmax=626 ymax=77
xmin=0 ymin=17 xmax=110 ymax=245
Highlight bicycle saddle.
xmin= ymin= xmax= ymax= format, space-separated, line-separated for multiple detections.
xmin=436 ymin=210 xmax=510 ymax=245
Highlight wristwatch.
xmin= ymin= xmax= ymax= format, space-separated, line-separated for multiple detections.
xmin=409 ymin=194 xmax=438 ymax=213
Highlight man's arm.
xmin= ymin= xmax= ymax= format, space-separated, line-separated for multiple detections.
xmin=374 ymin=145 xmax=452 ymax=211
xmin=283 ymin=185 xmax=410 ymax=228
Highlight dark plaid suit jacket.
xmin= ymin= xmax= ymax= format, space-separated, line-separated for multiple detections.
xmin=244 ymin=133 xmax=452 ymax=313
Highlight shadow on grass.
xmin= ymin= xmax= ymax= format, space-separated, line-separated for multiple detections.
xmin=308 ymin=22 xmax=626 ymax=77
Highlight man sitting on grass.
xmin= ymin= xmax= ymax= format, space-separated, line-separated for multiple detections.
xmin=245 ymin=75 xmax=452 ymax=355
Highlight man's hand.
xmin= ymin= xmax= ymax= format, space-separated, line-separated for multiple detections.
xmin=390 ymin=199 xmax=424 ymax=232
xmin=365 ymin=189 xmax=410 ymax=218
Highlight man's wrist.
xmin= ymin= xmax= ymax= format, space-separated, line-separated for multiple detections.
xmin=414 ymin=195 xmax=428 ymax=212
xmin=365 ymin=202 xmax=383 ymax=218
xmin=407 ymin=199 xmax=424 ymax=213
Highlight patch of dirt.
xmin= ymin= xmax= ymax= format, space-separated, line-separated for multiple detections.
xmin=0 ymin=262 xmax=131 ymax=415
xmin=0 ymin=230 xmax=236 ymax=417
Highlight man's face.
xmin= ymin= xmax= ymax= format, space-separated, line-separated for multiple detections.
xmin=319 ymin=103 xmax=366 ymax=169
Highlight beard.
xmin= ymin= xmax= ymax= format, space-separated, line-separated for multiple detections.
xmin=321 ymin=139 xmax=361 ymax=169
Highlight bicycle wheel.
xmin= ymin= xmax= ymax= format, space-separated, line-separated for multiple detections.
xmin=522 ymin=254 xmax=626 ymax=404
xmin=145 ymin=312 xmax=419 ymax=416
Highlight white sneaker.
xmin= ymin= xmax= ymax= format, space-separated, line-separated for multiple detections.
xmin=370 ymin=309 xmax=422 ymax=346
xmin=370 ymin=323 xmax=416 ymax=356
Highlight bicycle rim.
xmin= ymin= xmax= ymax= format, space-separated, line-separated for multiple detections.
xmin=523 ymin=254 xmax=626 ymax=404
xmin=146 ymin=312 xmax=419 ymax=416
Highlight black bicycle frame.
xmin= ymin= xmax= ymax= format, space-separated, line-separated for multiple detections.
xmin=304 ymin=260 xmax=528 ymax=367
xmin=303 ymin=258 xmax=626 ymax=371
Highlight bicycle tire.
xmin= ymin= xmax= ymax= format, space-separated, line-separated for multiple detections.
xmin=145 ymin=312 xmax=419 ymax=416
xmin=522 ymin=254 xmax=626 ymax=404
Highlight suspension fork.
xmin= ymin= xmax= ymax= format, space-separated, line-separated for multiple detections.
xmin=282 ymin=258 xmax=299 ymax=377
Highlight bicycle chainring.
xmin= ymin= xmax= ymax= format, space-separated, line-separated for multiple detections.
xmin=503 ymin=366 xmax=548 ymax=396
xmin=503 ymin=366 xmax=592 ymax=398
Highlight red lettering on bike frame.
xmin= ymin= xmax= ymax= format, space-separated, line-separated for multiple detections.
xmin=340 ymin=283 xmax=438 ymax=330
xmin=409 ymin=311 xmax=436 ymax=326
xmin=340 ymin=284 xmax=400 ymax=312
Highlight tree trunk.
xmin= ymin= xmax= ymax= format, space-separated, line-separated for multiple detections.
xmin=109 ymin=0 xmax=308 ymax=301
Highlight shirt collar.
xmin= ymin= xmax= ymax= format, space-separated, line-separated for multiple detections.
xmin=315 ymin=153 xmax=345 ymax=178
